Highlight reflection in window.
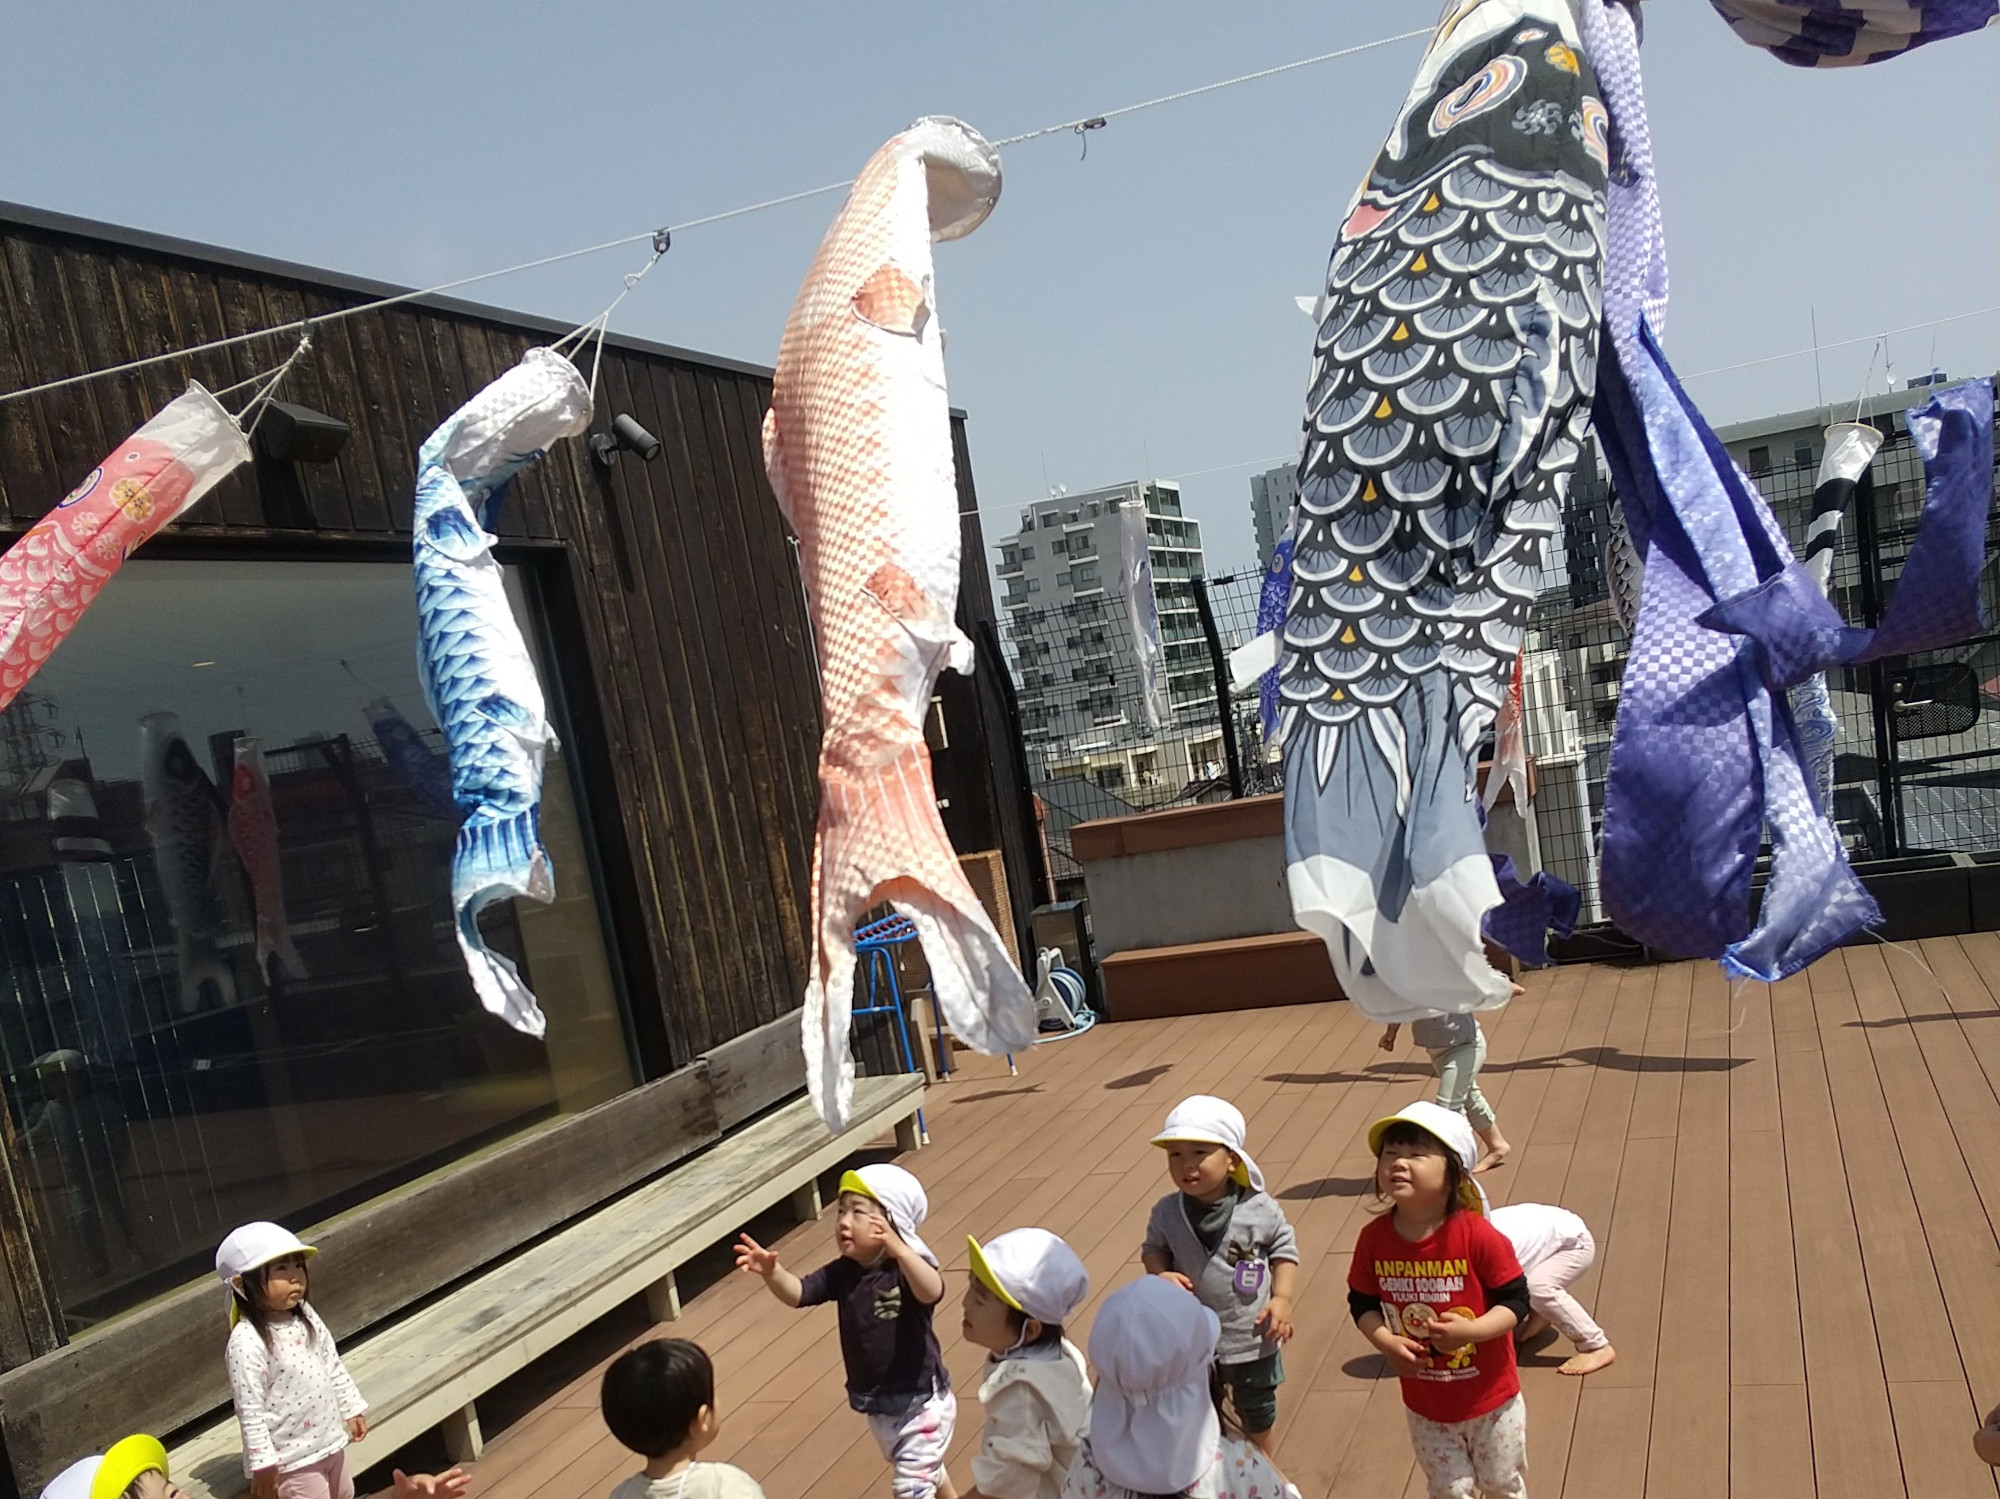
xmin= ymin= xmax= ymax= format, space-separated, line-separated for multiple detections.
xmin=0 ymin=560 xmax=631 ymax=1329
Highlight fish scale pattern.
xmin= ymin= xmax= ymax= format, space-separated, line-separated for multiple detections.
xmin=1281 ymin=151 xmax=1605 ymax=784
xmin=1279 ymin=0 xmax=1610 ymax=1022
xmin=764 ymin=119 xmax=1036 ymax=1131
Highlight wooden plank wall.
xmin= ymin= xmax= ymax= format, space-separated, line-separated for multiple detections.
xmin=0 ymin=209 xmax=834 ymax=1073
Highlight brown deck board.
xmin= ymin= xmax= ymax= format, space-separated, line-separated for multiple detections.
xmin=440 ymin=948 xmax=2000 ymax=1499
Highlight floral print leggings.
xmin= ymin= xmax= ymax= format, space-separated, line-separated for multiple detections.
xmin=1405 ymin=1392 xmax=1527 ymax=1498
xmin=866 ymin=1386 xmax=957 ymax=1499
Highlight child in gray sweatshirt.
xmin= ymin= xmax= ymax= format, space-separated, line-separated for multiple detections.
xmin=1140 ymin=1095 xmax=1299 ymax=1459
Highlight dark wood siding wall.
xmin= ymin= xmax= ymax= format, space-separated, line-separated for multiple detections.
xmin=0 ymin=202 xmax=1042 ymax=1070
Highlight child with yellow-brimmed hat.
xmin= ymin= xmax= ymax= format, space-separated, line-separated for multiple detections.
xmin=955 ymin=1229 xmax=1092 ymax=1499
xmin=40 ymin=1436 xmax=466 ymax=1499
xmin=217 ymin=1223 xmax=367 ymax=1499
xmin=736 ymin=1164 xmax=954 ymax=1499
xmin=1139 ymin=1096 xmax=1298 ymax=1459
xmin=1347 ymin=1101 xmax=1530 ymax=1498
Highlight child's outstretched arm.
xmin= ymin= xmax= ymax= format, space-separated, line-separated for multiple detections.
xmin=735 ymin=1234 xmax=803 ymax=1306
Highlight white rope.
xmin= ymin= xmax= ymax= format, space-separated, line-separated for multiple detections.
xmin=229 ymin=331 xmax=315 ymax=438
xmin=988 ymin=27 xmax=1434 ymax=147
xmin=1681 ymin=305 xmax=1999 ymax=382
xmin=0 ymin=24 xmax=1432 ymax=410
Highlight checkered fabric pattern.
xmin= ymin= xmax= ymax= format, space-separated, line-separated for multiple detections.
xmin=1707 ymin=0 xmax=1996 ymax=66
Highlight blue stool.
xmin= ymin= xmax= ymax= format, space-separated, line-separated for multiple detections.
xmin=854 ymin=913 xmax=937 ymax=1143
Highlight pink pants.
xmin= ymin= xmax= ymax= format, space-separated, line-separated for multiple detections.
xmin=865 ymin=1387 xmax=956 ymax=1499
xmin=277 ymin=1449 xmax=353 ymax=1499
xmin=1526 ymin=1230 xmax=1608 ymax=1352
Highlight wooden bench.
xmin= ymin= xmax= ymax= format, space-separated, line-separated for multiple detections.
xmin=168 ymin=1072 xmax=925 ymax=1499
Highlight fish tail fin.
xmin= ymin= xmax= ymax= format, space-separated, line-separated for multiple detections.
xmin=175 ymin=945 xmax=237 ymax=1014
xmin=452 ymin=805 xmax=553 ymax=1037
xmin=803 ymin=741 xmax=1036 ymax=1130
xmin=1282 ymin=691 xmax=1510 ymax=1022
xmin=260 ymin=928 xmax=308 ymax=983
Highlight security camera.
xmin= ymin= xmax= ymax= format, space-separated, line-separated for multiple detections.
xmin=590 ymin=413 xmax=663 ymax=467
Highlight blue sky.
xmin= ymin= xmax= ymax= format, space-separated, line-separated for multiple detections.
xmin=1 ymin=3 xmax=1993 ymax=575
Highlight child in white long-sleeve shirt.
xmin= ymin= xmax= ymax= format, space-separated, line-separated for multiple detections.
xmin=219 ymin=1223 xmax=368 ymax=1499
xmin=955 ymin=1229 xmax=1092 ymax=1499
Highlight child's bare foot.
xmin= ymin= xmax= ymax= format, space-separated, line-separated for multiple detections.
xmin=1559 ymin=1345 xmax=1617 ymax=1376
xmin=1473 ymin=1132 xmax=1511 ymax=1173
xmin=1513 ymin=1311 xmax=1549 ymax=1346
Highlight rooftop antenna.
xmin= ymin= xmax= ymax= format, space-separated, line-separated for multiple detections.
xmin=1810 ymin=305 xmax=1825 ymax=413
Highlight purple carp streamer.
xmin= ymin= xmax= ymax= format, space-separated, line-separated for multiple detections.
xmin=1279 ymin=0 xmax=1609 ymax=1023
xmin=1708 ymin=0 xmax=1996 ymax=65
xmin=1585 ymin=0 xmax=1994 ymax=980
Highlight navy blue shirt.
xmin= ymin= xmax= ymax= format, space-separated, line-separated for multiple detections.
xmin=798 ymin=1255 xmax=947 ymax=1412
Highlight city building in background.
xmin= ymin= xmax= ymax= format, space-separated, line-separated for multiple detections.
xmin=1249 ymin=463 xmax=1297 ymax=571
xmin=995 ymin=480 xmax=1229 ymax=804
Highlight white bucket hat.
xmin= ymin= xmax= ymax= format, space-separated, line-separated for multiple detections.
xmin=1150 ymin=1094 xmax=1264 ymax=1192
xmin=41 ymin=1458 xmax=100 ymax=1499
xmin=216 ymin=1222 xmax=317 ymax=1323
xmin=1368 ymin=1101 xmax=1486 ymax=1214
xmin=967 ymin=1228 xmax=1090 ymax=1327
xmin=217 ymin=1222 xmax=316 ymax=1284
xmin=838 ymin=1164 xmax=936 ymax=1265
xmin=1088 ymin=1277 xmax=1220 ymax=1495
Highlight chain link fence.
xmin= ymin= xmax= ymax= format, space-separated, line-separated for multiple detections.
xmin=999 ymin=382 xmax=2000 ymax=926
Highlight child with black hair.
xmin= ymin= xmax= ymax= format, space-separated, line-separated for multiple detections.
xmin=956 ymin=1230 xmax=1091 ymax=1499
xmin=736 ymin=1164 xmax=955 ymax=1499
xmin=218 ymin=1224 xmax=367 ymax=1499
xmin=601 ymin=1339 xmax=765 ymax=1499
xmin=1347 ymin=1103 xmax=1531 ymax=1499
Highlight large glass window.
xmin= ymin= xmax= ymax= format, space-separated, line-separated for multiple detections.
xmin=0 ymin=559 xmax=631 ymax=1329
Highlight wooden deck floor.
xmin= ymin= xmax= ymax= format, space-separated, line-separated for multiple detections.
xmin=458 ymin=936 xmax=2000 ymax=1499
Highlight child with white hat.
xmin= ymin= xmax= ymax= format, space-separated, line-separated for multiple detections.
xmin=736 ymin=1164 xmax=955 ymax=1499
xmin=1140 ymin=1096 xmax=1298 ymax=1458
xmin=1059 ymin=1277 xmax=1292 ymax=1499
xmin=1347 ymin=1102 xmax=1531 ymax=1499
xmin=218 ymin=1223 xmax=368 ymax=1499
xmin=39 ymin=1435 xmax=465 ymax=1499
xmin=956 ymin=1229 xmax=1092 ymax=1499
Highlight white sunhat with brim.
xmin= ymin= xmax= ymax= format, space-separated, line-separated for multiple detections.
xmin=837 ymin=1165 xmax=935 ymax=1265
xmin=1367 ymin=1100 xmax=1486 ymax=1214
xmin=1150 ymin=1094 xmax=1264 ymax=1192
xmin=1087 ymin=1276 xmax=1221 ymax=1496
xmin=967 ymin=1228 xmax=1090 ymax=1328
xmin=41 ymin=1457 xmax=100 ymax=1499
xmin=216 ymin=1222 xmax=318 ymax=1322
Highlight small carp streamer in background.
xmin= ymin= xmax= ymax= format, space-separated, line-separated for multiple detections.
xmin=763 ymin=116 xmax=1037 ymax=1131
xmin=413 ymin=347 xmax=592 ymax=1036
xmin=230 ymin=737 xmax=307 ymax=984
xmin=141 ymin=711 xmax=237 ymax=1015
xmin=1278 ymin=0 xmax=1608 ymax=1024
xmin=0 ymin=386 xmax=249 ymax=712
xmin=1785 ymin=422 xmax=1884 ymax=824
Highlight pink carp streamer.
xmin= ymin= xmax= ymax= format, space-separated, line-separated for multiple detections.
xmin=0 ymin=385 xmax=250 ymax=711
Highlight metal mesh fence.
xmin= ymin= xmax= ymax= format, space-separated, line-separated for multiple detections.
xmin=998 ymin=381 xmax=2000 ymax=929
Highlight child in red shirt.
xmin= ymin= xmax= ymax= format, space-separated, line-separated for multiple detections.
xmin=1347 ymin=1102 xmax=1531 ymax=1498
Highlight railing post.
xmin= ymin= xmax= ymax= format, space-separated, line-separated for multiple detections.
xmin=1192 ymin=577 xmax=1245 ymax=800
